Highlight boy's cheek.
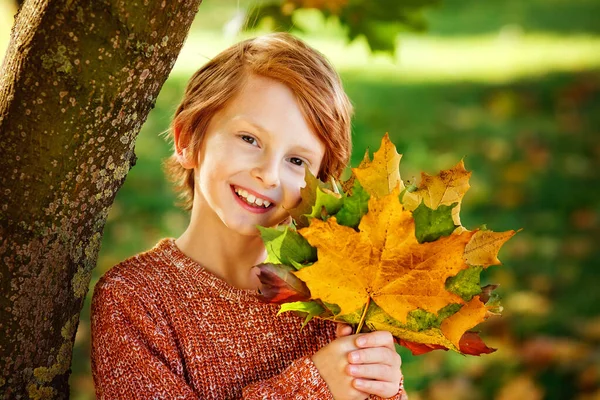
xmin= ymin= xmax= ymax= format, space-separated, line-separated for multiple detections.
xmin=289 ymin=188 xmax=304 ymax=208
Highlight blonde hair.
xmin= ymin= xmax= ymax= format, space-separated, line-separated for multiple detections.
xmin=165 ymin=32 xmax=353 ymax=210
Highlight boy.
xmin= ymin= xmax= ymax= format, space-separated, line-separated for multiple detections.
xmin=91 ymin=32 xmax=406 ymax=399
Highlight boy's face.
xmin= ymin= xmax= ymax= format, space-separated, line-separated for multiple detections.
xmin=192 ymin=74 xmax=326 ymax=236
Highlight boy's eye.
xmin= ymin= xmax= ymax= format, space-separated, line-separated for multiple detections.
xmin=241 ymin=135 xmax=258 ymax=146
xmin=289 ymin=157 xmax=304 ymax=167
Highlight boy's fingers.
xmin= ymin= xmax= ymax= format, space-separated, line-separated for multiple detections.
xmin=335 ymin=323 xmax=353 ymax=338
xmin=352 ymin=379 xmax=399 ymax=398
xmin=355 ymin=330 xmax=395 ymax=350
xmin=346 ymin=363 xmax=399 ymax=382
xmin=348 ymin=348 xmax=401 ymax=367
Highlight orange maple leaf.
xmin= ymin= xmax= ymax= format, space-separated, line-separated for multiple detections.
xmin=294 ymin=188 xmax=489 ymax=350
xmin=257 ymin=134 xmax=518 ymax=355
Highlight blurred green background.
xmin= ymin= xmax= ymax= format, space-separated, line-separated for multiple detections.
xmin=3 ymin=0 xmax=600 ymax=398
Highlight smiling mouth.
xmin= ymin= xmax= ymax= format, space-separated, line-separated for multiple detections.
xmin=232 ymin=185 xmax=275 ymax=209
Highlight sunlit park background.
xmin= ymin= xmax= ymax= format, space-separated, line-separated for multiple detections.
xmin=3 ymin=0 xmax=600 ymax=398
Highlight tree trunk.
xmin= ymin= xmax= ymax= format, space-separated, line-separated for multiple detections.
xmin=0 ymin=0 xmax=202 ymax=397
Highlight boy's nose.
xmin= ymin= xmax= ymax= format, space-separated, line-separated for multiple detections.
xmin=250 ymin=159 xmax=280 ymax=189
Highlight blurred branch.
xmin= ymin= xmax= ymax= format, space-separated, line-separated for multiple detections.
xmin=245 ymin=0 xmax=441 ymax=54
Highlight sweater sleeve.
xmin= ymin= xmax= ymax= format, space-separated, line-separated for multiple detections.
xmin=242 ymin=354 xmax=408 ymax=400
xmin=242 ymin=355 xmax=334 ymax=399
xmin=91 ymin=277 xmax=198 ymax=400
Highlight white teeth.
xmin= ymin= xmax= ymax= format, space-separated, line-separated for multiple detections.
xmin=233 ymin=186 xmax=272 ymax=208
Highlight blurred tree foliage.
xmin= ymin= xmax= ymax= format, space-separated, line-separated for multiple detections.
xmin=243 ymin=0 xmax=600 ymax=45
xmin=245 ymin=0 xmax=439 ymax=53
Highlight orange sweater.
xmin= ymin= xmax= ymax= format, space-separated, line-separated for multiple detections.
xmin=91 ymin=238 xmax=406 ymax=399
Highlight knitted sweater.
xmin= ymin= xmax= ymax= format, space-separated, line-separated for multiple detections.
xmin=91 ymin=238 xmax=406 ymax=399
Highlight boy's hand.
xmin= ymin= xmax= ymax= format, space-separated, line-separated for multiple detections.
xmin=312 ymin=329 xmax=403 ymax=400
xmin=347 ymin=331 xmax=403 ymax=399
xmin=335 ymin=323 xmax=354 ymax=338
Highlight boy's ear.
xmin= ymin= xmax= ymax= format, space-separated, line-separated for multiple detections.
xmin=173 ymin=124 xmax=196 ymax=169
xmin=176 ymin=148 xmax=195 ymax=169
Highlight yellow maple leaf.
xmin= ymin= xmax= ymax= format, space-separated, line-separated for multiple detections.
xmin=465 ymin=229 xmax=519 ymax=267
xmin=403 ymin=160 xmax=471 ymax=226
xmin=365 ymin=303 xmax=458 ymax=351
xmin=295 ymin=189 xmax=479 ymax=332
xmin=341 ymin=149 xmax=370 ymax=194
xmin=353 ymin=133 xmax=405 ymax=198
xmin=440 ymin=296 xmax=487 ymax=348
xmin=258 ymin=133 xmax=517 ymax=355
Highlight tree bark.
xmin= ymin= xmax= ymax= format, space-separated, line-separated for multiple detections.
xmin=0 ymin=0 xmax=202 ymax=397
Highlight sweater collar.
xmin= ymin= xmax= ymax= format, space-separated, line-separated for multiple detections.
xmin=156 ymin=238 xmax=260 ymax=303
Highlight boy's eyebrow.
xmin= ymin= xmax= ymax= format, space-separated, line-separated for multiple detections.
xmin=234 ymin=116 xmax=319 ymax=156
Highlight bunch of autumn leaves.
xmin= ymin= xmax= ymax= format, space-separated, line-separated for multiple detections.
xmin=255 ymin=134 xmax=517 ymax=356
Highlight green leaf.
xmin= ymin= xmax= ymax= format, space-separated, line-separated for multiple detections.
xmin=323 ymin=301 xmax=341 ymax=316
xmin=405 ymin=303 xmax=461 ymax=331
xmin=364 ymin=302 xmax=458 ymax=352
xmin=413 ymin=202 xmax=458 ymax=243
xmin=336 ymin=179 xmax=371 ymax=229
xmin=482 ymin=287 xmax=503 ymax=315
xmin=278 ymin=301 xmax=325 ymax=328
xmin=289 ymin=167 xmax=331 ymax=228
xmin=399 ymin=182 xmax=417 ymax=203
xmin=319 ymin=302 xmax=366 ymax=326
xmin=289 ymin=259 xmax=313 ymax=271
xmin=258 ymin=226 xmax=317 ymax=266
xmin=264 ymin=252 xmax=281 ymax=265
xmin=445 ymin=266 xmax=483 ymax=302
xmin=307 ymin=187 xmax=343 ymax=221
xmin=486 ymin=294 xmax=503 ymax=314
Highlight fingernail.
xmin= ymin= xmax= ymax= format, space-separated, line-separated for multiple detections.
xmin=354 ymin=379 xmax=364 ymax=388
xmin=348 ymin=366 xmax=357 ymax=375
xmin=357 ymin=337 xmax=366 ymax=346
xmin=349 ymin=352 xmax=359 ymax=362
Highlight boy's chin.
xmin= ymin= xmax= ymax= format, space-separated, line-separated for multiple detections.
xmin=226 ymin=222 xmax=263 ymax=237
xmin=225 ymin=215 xmax=289 ymax=237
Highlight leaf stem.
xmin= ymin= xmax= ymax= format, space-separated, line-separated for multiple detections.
xmin=356 ymin=297 xmax=371 ymax=334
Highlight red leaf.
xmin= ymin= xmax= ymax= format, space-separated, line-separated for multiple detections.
xmin=458 ymin=331 xmax=496 ymax=355
xmin=255 ymin=263 xmax=311 ymax=304
xmin=396 ymin=331 xmax=495 ymax=356
xmin=397 ymin=338 xmax=448 ymax=355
